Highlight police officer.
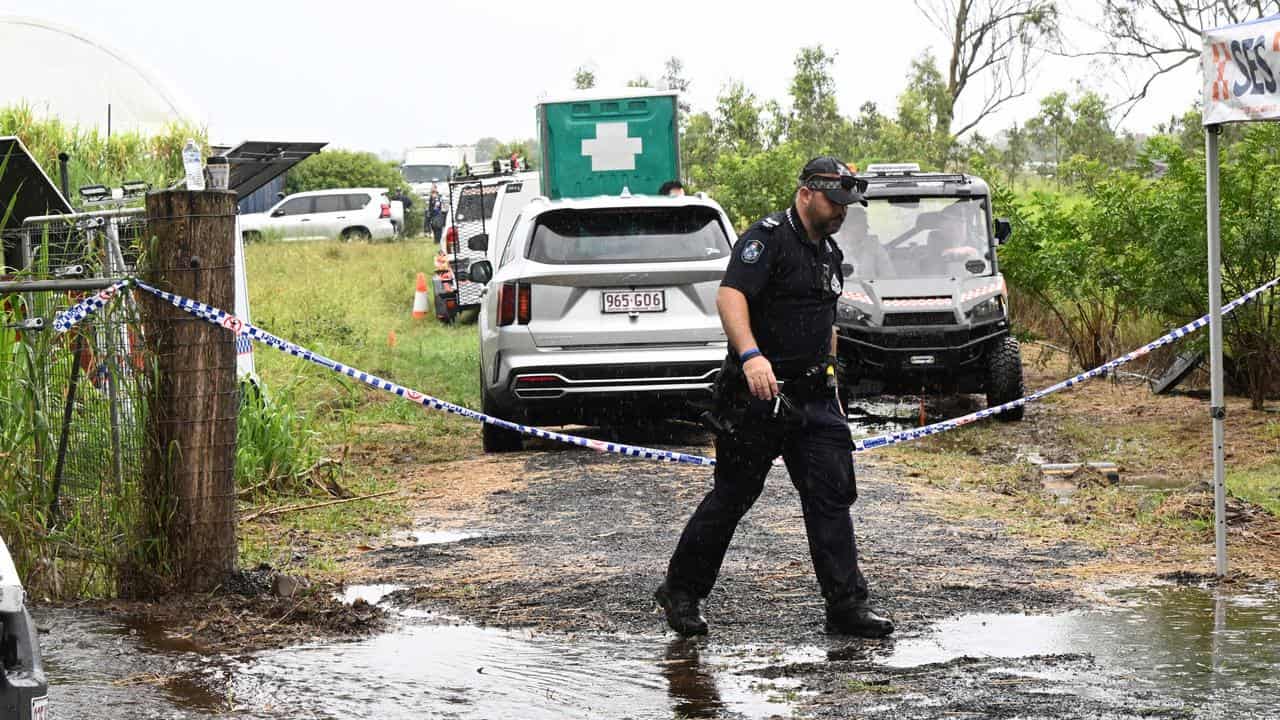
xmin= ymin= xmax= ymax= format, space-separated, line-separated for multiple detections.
xmin=655 ymin=156 xmax=894 ymax=638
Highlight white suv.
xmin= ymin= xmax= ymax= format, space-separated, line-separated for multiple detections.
xmin=469 ymin=192 xmax=734 ymax=452
xmin=240 ymin=188 xmax=396 ymax=242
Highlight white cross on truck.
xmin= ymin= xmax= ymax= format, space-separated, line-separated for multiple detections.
xmin=581 ymin=122 xmax=643 ymax=172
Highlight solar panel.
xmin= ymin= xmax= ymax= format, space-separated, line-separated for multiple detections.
xmin=0 ymin=136 xmax=73 ymax=231
xmin=1 ymin=136 xmax=73 ymax=271
xmin=220 ymin=140 xmax=327 ymax=198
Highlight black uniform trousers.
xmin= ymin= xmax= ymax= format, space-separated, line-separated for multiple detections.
xmin=665 ymin=395 xmax=869 ymax=606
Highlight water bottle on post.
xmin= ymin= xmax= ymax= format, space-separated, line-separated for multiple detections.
xmin=182 ymin=139 xmax=205 ymax=191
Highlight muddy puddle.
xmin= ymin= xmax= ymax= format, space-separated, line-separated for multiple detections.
xmin=221 ymin=617 xmax=804 ymax=719
xmin=847 ymin=397 xmax=928 ymax=439
xmin=874 ymin=583 xmax=1280 ymax=714
xmin=36 ymin=593 xmax=805 ymax=719
xmin=409 ymin=528 xmax=489 ymax=545
xmin=37 ymin=581 xmax=1280 ymax=718
xmin=35 ymin=609 xmax=231 ymax=719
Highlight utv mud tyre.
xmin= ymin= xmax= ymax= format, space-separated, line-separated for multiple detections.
xmin=986 ymin=336 xmax=1026 ymax=421
xmin=481 ymin=371 xmax=523 ymax=453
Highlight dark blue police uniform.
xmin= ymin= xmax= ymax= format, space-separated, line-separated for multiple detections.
xmin=663 ymin=205 xmax=870 ymax=608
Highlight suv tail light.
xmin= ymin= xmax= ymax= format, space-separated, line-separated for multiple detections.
xmin=498 ymin=282 xmax=531 ymax=326
xmin=498 ymin=283 xmax=516 ymax=326
xmin=517 ymin=283 xmax=532 ymax=324
xmin=445 ymin=226 xmax=458 ymax=254
xmin=379 ymin=203 xmax=391 ymax=219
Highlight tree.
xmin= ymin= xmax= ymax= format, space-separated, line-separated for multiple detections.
xmin=285 ymin=149 xmax=408 ymax=195
xmin=894 ymin=54 xmax=955 ymax=167
xmin=474 ymin=137 xmax=501 ymax=163
xmin=1079 ymin=1 xmax=1280 ymax=119
xmin=914 ymin=0 xmax=1059 ymax=136
xmin=1133 ymin=128 xmax=1280 ymax=408
xmin=626 ymin=75 xmax=651 ymax=88
xmin=788 ymin=46 xmax=845 ymax=151
xmin=1002 ymin=122 xmax=1029 ymax=186
xmin=1025 ymin=90 xmax=1134 ymax=184
xmin=1026 ymin=91 xmax=1070 ymax=184
xmin=661 ymin=57 xmax=693 ymax=114
xmin=494 ymin=138 xmax=540 ymax=169
xmin=847 ymin=101 xmax=904 ymax=165
xmin=997 ymin=171 xmax=1155 ymax=370
xmin=574 ymin=66 xmax=596 ymax=90
xmin=681 ymin=111 xmax=716 ymax=184
xmin=714 ymin=81 xmax=765 ymax=153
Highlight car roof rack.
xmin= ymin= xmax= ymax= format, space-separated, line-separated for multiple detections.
xmin=450 ymin=159 xmax=528 ymax=183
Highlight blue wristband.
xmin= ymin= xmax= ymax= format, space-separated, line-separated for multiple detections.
xmin=739 ymin=348 xmax=762 ymax=363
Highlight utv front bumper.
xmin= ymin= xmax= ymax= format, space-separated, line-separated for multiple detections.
xmin=837 ymin=319 xmax=1009 ymax=391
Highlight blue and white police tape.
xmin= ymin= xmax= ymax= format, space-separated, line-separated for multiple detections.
xmin=53 ymin=278 xmax=718 ymax=467
xmin=50 ymin=282 xmax=128 ymax=333
xmin=853 ymin=275 xmax=1280 ymax=451
xmin=52 ymin=274 xmax=1280 ymax=462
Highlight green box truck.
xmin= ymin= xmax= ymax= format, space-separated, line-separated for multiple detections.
xmin=537 ymin=89 xmax=680 ymax=200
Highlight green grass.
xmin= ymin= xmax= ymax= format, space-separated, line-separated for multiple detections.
xmin=1228 ymin=460 xmax=1280 ymax=516
xmin=245 ymin=240 xmax=482 ymax=461
xmin=237 ymin=468 xmax=408 ymax=574
xmin=235 ymin=240 xmax=483 ymax=576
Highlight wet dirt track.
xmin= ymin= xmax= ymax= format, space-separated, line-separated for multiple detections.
xmin=38 ymin=412 xmax=1280 ymax=718
xmin=341 ymin=419 xmax=1264 ymax=719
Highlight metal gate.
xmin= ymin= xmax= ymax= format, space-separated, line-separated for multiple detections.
xmin=1 ymin=209 xmax=149 ymax=527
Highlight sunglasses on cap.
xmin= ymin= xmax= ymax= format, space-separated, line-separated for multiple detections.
xmin=802 ymin=175 xmax=868 ymax=194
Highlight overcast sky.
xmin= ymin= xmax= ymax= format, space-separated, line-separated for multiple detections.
xmin=8 ymin=0 xmax=1203 ymax=157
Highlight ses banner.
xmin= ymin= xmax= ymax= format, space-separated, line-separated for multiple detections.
xmin=1203 ymin=15 xmax=1280 ymax=124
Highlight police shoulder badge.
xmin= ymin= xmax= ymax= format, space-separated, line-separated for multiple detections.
xmin=741 ymin=239 xmax=765 ymax=264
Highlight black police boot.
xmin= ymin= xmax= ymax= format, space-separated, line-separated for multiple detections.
xmin=655 ymin=583 xmax=708 ymax=637
xmin=825 ymin=597 xmax=894 ymax=638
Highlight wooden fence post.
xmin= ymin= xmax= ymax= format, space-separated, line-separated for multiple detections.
xmin=129 ymin=190 xmax=238 ymax=596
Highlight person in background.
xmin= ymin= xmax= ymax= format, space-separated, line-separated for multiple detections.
xmin=659 ymin=180 xmax=686 ymax=197
xmin=838 ymin=206 xmax=896 ymax=278
xmin=426 ymin=184 xmax=447 ymax=243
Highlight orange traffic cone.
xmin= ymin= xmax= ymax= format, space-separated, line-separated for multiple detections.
xmin=412 ymin=272 xmax=430 ymax=320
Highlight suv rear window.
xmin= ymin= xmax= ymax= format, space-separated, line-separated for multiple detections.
xmin=344 ymin=193 xmax=371 ymax=211
xmin=528 ymin=207 xmax=731 ymax=264
xmin=313 ymin=194 xmax=345 ymax=213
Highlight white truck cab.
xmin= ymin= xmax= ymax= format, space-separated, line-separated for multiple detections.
xmin=401 ymin=145 xmax=477 ymax=197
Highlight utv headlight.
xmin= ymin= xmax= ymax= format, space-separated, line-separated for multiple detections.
xmin=839 ymin=303 xmax=873 ymax=326
xmin=967 ymin=296 xmax=1004 ymax=323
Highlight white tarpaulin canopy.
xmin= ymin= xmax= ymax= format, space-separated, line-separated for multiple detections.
xmin=1199 ymin=13 xmax=1280 ymax=576
xmin=0 ymin=16 xmax=201 ymax=134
